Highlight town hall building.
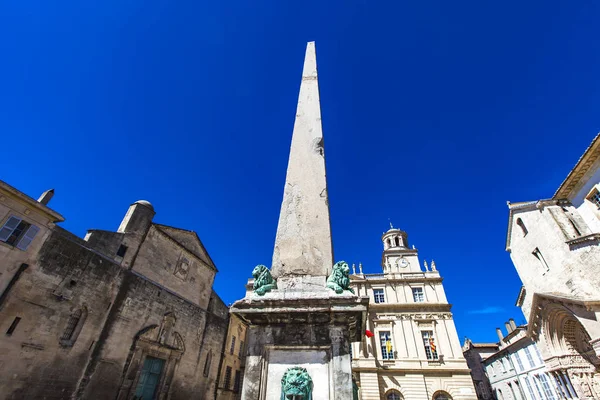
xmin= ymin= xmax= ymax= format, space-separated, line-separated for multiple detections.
xmin=350 ymin=226 xmax=476 ymax=399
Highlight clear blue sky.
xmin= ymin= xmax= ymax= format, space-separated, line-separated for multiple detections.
xmin=1 ymin=1 xmax=599 ymax=343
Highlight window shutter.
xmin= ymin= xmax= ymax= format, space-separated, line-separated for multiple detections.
xmin=0 ymin=216 xmax=22 ymax=241
xmin=17 ymin=225 xmax=39 ymax=250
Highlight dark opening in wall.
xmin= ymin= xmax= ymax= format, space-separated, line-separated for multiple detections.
xmin=117 ymin=244 xmax=128 ymax=257
xmin=6 ymin=317 xmax=21 ymax=335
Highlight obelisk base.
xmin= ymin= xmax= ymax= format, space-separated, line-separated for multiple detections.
xmin=231 ymin=292 xmax=368 ymax=400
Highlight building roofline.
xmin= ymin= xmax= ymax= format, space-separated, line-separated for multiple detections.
xmin=0 ymin=180 xmax=64 ymax=223
xmin=554 ymin=132 xmax=600 ymax=199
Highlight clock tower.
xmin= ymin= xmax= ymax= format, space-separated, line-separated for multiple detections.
xmin=381 ymin=226 xmax=422 ymax=273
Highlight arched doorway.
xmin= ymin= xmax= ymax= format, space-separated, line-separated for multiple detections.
xmin=544 ymin=306 xmax=598 ymax=367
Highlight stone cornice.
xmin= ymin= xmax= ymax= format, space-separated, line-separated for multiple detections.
xmin=566 ymin=232 xmax=600 ymax=248
xmin=554 ymin=132 xmax=600 ymax=199
xmin=369 ymin=303 xmax=452 ymax=313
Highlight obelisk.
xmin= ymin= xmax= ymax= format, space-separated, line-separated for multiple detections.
xmin=271 ymin=41 xmax=333 ymax=285
xmin=231 ymin=42 xmax=368 ymax=400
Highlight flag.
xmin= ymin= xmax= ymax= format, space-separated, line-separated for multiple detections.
xmin=429 ymin=338 xmax=436 ymax=353
xmin=365 ymin=330 xmax=374 ymax=338
xmin=386 ymin=339 xmax=392 ymax=354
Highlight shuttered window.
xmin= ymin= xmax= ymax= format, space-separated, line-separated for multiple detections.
xmin=0 ymin=216 xmax=39 ymax=250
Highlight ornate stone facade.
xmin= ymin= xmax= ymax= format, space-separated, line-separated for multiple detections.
xmin=506 ymin=132 xmax=600 ymax=398
xmin=350 ymin=227 xmax=476 ymax=400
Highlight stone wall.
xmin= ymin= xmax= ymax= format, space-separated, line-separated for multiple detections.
xmin=0 ymin=213 xmax=228 ymax=400
xmin=0 ymin=227 xmax=123 ymax=399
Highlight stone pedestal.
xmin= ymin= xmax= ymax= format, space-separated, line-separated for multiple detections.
xmin=231 ymin=286 xmax=368 ymax=400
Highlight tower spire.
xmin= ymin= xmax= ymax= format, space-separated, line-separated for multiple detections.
xmin=271 ymin=41 xmax=333 ymax=280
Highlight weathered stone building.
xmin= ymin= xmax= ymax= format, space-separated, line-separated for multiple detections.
xmin=350 ymin=226 xmax=477 ymax=400
xmin=506 ymin=132 xmax=600 ymax=398
xmin=462 ymin=339 xmax=498 ymax=399
xmin=0 ymin=180 xmax=229 ymax=399
xmin=216 ymin=314 xmax=247 ymax=400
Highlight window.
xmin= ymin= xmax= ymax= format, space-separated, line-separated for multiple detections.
xmin=374 ymin=289 xmax=385 ymax=303
xmin=497 ymin=389 xmax=504 ymax=400
xmin=394 ymin=237 xmax=400 ymax=247
xmin=514 ymin=381 xmax=522 ymax=400
xmin=134 ymin=356 xmax=165 ymax=400
xmin=516 ymin=218 xmax=528 ymax=236
xmin=500 ymin=358 xmax=507 ymax=372
xmin=422 ymin=331 xmax=438 ymax=360
xmin=0 ymin=216 xmax=39 ymax=250
xmin=239 ymin=340 xmax=245 ymax=357
xmin=514 ymin=352 xmax=524 ymax=371
xmin=524 ymin=346 xmax=536 ymax=368
xmin=233 ymin=370 xmax=241 ymax=392
xmin=412 ymin=287 xmax=424 ymax=302
xmin=6 ymin=317 xmax=21 ymax=336
xmin=533 ymin=345 xmax=544 ymax=364
xmin=203 ymin=351 xmax=212 ymax=377
xmin=508 ymin=383 xmax=517 ymax=400
xmin=538 ymin=374 xmax=556 ymax=400
xmin=532 ymin=248 xmax=549 ymax=271
xmin=230 ymin=336 xmax=236 ymax=355
xmin=116 ymin=244 xmax=128 ymax=257
xmin=524 ymin=377 xmax=537 ymax=400
xmin=224 ymin=366 xmax=232 ymax=389
xmin=433 ymin=391 xmax=452 ymax=400
xmin=552 ymin=373 xmax=569 ymax=399
xmin=380 ymin=331 xmax=394 ymax=360
xmin=533 ymin=375 xmax=545 ymax=400
xmin=586 ymin=188 xmax=600 ymax=208
xmin=387 ymin=390 xmax=402 ymax=400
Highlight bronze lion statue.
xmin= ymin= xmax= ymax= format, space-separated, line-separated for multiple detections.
xmin=327 ymin=261 xmax=355 ymax=294
xmin=252 ymin=265 xmax=277 ymax=295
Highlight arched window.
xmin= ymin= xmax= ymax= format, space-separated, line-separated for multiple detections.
xmin=394 ymin=237 xmax=400 ymax=247
xmin=433 ymin=391 xmax=452 ymax=400
xmin=516 ymin=218 xmax=528 ymax=236
xmin=60 ymin=307 xmax=87 ymax=347
xmin=203 ymin=351 xmax=212 ymax=377
xmin=386 ymin=390 xmax=402 ymax=400
xmin=387 ymin=239 xmax=391 ymax=248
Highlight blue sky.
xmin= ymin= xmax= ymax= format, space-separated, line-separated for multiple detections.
xmin=1 ymin=1 xmax=599 ymax=343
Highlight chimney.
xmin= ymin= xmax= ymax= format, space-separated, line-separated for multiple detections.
xmin=38 ymin=189 xmax=54 ymax=205
xmin=505 ymin=321 xmax=513 ymax=334
xmin=496 ymin=327 xmax=504 ymax=342
xmin=509 ymin=318 xmax=517 ymax=330
xmin=118 ymin=200 xmax=155 ymax=234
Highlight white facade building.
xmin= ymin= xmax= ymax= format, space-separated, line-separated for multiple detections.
xmin=350 ymin=227 xmax=476 ymax=400
xmin=485 ymin=323 xmax=566 ymax=400
xmin=506 ymin=133 xmax=600 ymax=398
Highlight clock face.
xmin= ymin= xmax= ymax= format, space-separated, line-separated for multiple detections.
xmin=398 ymin=258 xmax=409 ymax=268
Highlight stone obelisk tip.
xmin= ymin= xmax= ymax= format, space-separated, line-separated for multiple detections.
xmin=271 ymin=41 xmax=333 ymax=284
